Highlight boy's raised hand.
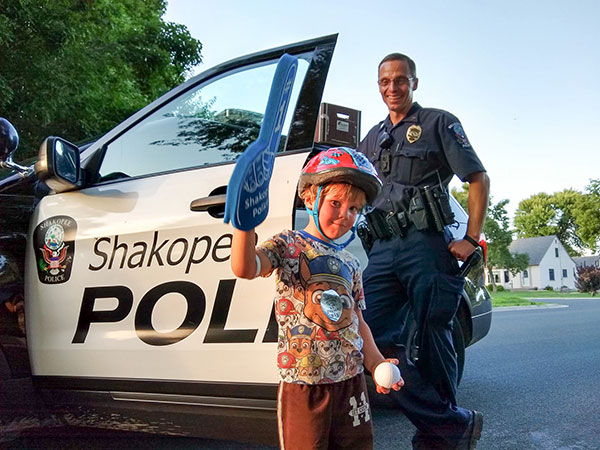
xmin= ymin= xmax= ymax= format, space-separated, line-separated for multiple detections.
xmin=224 ymin=53 xmax=298 ymax=231
xmin=373 ymin=358 xmax=404 ymax=394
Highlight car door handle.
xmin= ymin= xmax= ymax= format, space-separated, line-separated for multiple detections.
xmin=190 ymin=194 xmax=227 ymax=212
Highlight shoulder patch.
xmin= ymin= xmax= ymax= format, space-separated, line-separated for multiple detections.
xmin=448 ymin=122 xmax=471 ymax=148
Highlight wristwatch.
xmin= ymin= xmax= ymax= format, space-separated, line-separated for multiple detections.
xmin=463 ymin=235 xmax=480 ymax=248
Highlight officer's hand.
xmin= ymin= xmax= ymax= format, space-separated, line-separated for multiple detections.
xmin=448 ymin=239 xmax=476 ymax=262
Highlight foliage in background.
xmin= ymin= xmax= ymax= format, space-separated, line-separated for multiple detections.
xmin=0 ymin=0 xmax=202 ymax=158
xmin=451 ymin=183 xmax=469 ymax=212
xmin=572 ymin=180 xmax=600 ymax=253
xmin=452 ymin=183 xmax=528 ymax=289
xmin=483 ymin=197 xmax=529 ymax=280
xmin=575 ymin=266 xmax=600 ymax=296
xmin=513 ymin=179 xmax=600 ymax=255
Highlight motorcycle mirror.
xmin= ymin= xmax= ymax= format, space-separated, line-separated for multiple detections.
xmin=0 ymin=118 xmax=19 ymax=161
xmin=0 ymin=118 xmax=32 ymax=176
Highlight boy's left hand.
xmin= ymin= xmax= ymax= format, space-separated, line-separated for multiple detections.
xmin=374 ymin=358 xmax=404 ymax=394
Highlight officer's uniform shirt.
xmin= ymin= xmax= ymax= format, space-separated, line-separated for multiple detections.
xmin=358 ymin=102 xmax=486 ymax=214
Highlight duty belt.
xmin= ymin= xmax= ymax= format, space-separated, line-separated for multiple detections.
xmin=357 ymin=210 xmax=408 ymax=253
xmin=357 ymin=185 xmax=455 ymax=251
xmin=362 ymin=209 xmax=409 ymax=240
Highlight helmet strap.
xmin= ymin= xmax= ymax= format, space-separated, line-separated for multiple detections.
xmin=304 ymin=185 xmax=358 ymax=250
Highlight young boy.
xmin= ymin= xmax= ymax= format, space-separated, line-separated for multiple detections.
xmin=230 ymin=147 xmax=404 ymax=450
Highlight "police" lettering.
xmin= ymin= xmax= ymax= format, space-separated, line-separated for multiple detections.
xmin=72 ymin=280 xmax=278 ymax=346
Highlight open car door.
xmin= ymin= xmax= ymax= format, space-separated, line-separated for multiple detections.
xmin=25 ymin=35 xmax=337 ymax=441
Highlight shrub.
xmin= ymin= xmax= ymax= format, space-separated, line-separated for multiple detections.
xmin=544 ymin=286 xmax=554 ymax=291
xmin=486 ymin=283 xmax=505 ymax=292
xmin=575 ymin=266 xmax=600 ymax=296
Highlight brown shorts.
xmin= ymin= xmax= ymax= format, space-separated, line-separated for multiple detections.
xmin=277 ymin=373 xmax=374 ymax=450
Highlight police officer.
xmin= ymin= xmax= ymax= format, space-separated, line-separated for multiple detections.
xmin=357 ymin=53 xmax=490 ymax=449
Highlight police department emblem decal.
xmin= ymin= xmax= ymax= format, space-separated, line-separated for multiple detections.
xmin=33 ymin=215 xmax=77 ymax=284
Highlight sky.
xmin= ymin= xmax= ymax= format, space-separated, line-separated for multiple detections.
xmin=164 ymin=0 xmax=600 ymax=220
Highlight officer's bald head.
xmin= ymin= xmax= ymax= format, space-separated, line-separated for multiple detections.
xmin=379 ymin=53 xmax=417 ymax=78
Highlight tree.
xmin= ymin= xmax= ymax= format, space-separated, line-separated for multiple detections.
xmin=514 ymin=180 xmax=600 ymax=255
xmin=451 ymin=182 xmax=469 ymax=211
xmin=0 ymin=0 xmax=202 ymax=158
xmin=451 ymin=183 xmax=529 ymax=289
xmin=513 ymin=191 xmax=581 ymax=255
xmin=575 ymin=266 xmax=600 ymax=296
xmin=571 ymin=179 xmax=600 ymax=253
xmin=483 ymin=198 xmax=529 ymax=288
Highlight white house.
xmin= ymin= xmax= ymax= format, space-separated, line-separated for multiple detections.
xmin=573 ymin=255 xmax=600 ymax=268
xmin=491 ymin=235 xmax=577 ymax=291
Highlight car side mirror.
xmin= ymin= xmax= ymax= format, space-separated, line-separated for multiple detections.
xmin=35 ymin=137 xmax=83 ymax=192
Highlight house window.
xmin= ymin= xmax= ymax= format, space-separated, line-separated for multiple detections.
xmin=494 ymin=273 xmax=500 ymax=283
xmin=563 ymin=269 xmax=568 ymax=278
xmin=504 ymin=271 xmax=509 ymax=282
xmin=522 ymin=270 xmax=528 ymax=279
xmin=549 ymin=269 xmax=555 ymax=281
xmin=555 ymin=248 xmax=559 ymax=257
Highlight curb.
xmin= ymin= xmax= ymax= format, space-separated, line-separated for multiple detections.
xmin=493 ymin=304 xmax=568 ymax=312
xmin=525 ymin=297 xmax=595 ymax=300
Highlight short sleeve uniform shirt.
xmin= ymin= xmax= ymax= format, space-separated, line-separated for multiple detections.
xmin=358 ymin=102 xmax=486 ymax=214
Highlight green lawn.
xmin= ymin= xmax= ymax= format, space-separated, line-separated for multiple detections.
xmin=490 ymin=289 xmax=595 ymax=307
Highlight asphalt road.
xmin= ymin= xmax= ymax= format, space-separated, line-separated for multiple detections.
xmin=371 ymin=298 xmax=600 ymax=449
xmin=4 ymin=299 xmax=600 ymax=449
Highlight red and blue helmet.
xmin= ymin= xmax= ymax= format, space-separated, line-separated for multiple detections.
xmin=298 ymin=147 xmax=382 ymax=204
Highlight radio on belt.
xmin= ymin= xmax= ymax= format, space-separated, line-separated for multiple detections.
xmin=314 ymin=102 xmax=361 ymax=148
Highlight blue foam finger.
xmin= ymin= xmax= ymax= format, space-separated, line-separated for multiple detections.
xmin=224 ymin=54 xmax=298 ymax=231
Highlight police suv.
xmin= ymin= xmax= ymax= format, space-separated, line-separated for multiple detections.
xmin=0 ymin=34 xmax=491 ymax=444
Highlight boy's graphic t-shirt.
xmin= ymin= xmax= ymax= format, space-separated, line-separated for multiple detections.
xmin=257 ymin=229 xmax=365 ymax=384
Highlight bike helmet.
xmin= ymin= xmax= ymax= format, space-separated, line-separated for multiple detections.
xmin=297 ymin=147 xmax=382 ymax=249
xmin=298 ymin=147 xmax=382 ymax=204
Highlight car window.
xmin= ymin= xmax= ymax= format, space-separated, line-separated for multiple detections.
xmin=97 ymin=57 xmax=310 ymax=181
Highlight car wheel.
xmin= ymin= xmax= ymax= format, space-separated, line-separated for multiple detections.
xmin=405 ymin=313 xmax=466 ymax=386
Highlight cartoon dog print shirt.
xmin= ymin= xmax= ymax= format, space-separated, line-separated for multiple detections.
xmin=257 ymin=229 xmax=365 ymax=384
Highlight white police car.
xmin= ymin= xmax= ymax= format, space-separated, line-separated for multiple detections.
xmin=0 ymin=34 xmax=491 ymax=444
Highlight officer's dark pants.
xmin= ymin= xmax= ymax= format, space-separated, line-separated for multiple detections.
xmin=362 ymin=225 xmax=471 ymax=449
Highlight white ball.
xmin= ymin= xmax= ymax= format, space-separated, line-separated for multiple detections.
xmin=373 ymin=362 xmax=401 ymax=389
